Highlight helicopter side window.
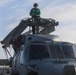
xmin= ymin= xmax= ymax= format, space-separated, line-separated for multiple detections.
xmin=62 ymin=45 xmax=75 ymax=58
xmin=29 ymin=44 xmax=50 ymax=60
xmin=49 ymin=45 xmax=63 ymax=59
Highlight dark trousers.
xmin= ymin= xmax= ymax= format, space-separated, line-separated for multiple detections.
xmin=32 ymin=26 xmax=35 ymax=34
xmin=32 ymin=16 xmax=40 ymax=34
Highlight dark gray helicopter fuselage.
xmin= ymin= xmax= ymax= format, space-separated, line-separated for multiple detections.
xmin=12 ymin=34 xmax=76 ymax=75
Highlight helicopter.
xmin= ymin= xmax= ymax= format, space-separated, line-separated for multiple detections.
xmin=1 ymin=17 xmax=76 ymax=75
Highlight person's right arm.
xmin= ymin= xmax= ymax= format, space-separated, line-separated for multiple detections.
xmin=30 ymin=8 xmax=34 ymax=16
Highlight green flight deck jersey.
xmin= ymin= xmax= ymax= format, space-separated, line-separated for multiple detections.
xmin=30 ymin=8 xmax=41 ymax=17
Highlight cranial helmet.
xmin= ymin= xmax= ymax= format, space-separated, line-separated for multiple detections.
xmin=33 ymin=3 xmax=38 ymax=7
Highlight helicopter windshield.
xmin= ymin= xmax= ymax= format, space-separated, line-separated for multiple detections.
xmin=29 ymin=44 xmax=50 ymax=60
xmin=49 ymin=45 xmax=64 ymax=59
xmin=49 ymin=44 xmax=75 ymax=59
xmin=62 ymin=45 xmax=75 ymax=58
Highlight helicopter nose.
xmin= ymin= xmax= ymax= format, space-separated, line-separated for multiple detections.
xmin=63 ymin=65 xmax=75 ymax=75
xmin=36 ymin=62 xmax=57 ymax=75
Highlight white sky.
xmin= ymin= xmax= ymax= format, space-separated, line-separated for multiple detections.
xmin=0 ymin=0 xmax=76 ymax=59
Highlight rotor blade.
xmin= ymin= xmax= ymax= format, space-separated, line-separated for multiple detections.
xmin=40 ymin=26 xmax=55 ymax=34
xmin=1 ymin=20 xmax=28 ymax=47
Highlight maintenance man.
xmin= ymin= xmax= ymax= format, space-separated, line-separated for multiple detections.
xmin=30 ymin=3 xmax=41 ymax=34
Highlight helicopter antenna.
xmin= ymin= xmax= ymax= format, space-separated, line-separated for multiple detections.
xmin=4 ymin=48 xmax=12 ymax=58
xmin=4 ymin=49 xmax=8 ymax=59
xmin=2 ymin=46 xmax=12 ymax=58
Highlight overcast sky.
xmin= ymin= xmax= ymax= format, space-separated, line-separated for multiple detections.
xmin=0 ymin=0 xmax=76 ymax=58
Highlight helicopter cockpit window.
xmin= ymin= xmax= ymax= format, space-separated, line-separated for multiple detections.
xmin=62 ymin=45 xmax=75 ymax=58
xmin=29 ymin=44 xmax=49 ymax=60
xmin=49 ymin=45 xmax=63 ymax=59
